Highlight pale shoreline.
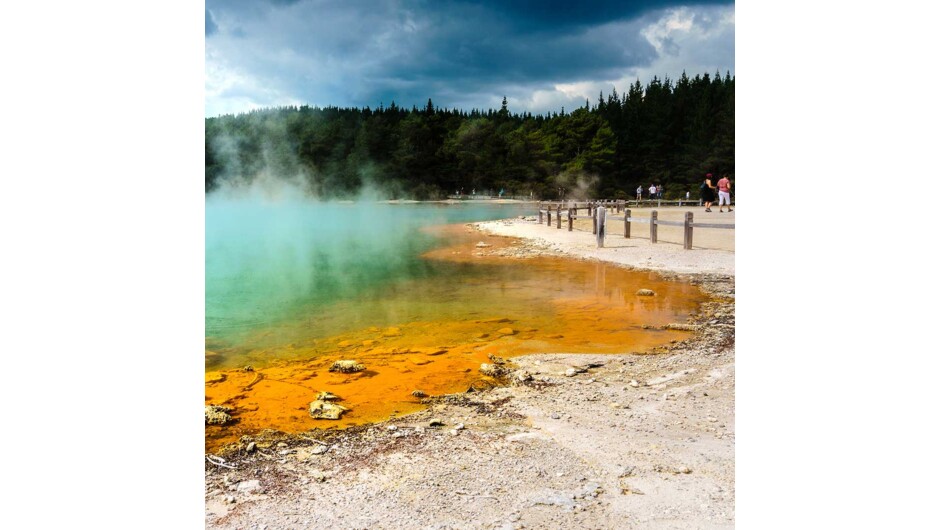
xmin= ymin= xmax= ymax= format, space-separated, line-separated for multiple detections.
xmin=475 ymin=208 xmax=735 ymax=276
xmin=206 ymin=216 xmax=736 ymax=529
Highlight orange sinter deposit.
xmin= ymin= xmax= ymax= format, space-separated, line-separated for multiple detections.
xmin=205 ymin=225 xmax=709 ymax=451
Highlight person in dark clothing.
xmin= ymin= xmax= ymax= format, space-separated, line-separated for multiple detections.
xmin=701 ymin=173 xmax=717 ymax=212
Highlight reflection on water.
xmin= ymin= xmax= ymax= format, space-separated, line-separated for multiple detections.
xmin=205 ymin=200 xmax=708 ymax=450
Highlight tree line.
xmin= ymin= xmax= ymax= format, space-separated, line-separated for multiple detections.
xmin=205 ymin=71 xmax=733 ymax=200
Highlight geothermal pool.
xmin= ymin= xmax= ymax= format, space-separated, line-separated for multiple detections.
xmin=205 ymin=198 xmax=708 ymax=449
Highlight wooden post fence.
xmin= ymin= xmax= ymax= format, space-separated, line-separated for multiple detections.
xmin=650 ymin=210 xmax=658 ymax=243
xmin=534 ymin=203 xmax=731 ymax=251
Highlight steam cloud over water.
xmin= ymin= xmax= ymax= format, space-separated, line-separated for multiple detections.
xmin=206 ymin=116 xmax=415 ymax=201
xmin=205 ymin=106 xmax=607 ymax=201
xmin=204 ymin=120 xmax=589 ymax=366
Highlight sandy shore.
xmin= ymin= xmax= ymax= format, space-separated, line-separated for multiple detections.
xmin=477 ymin=208 xmax=735 ymax=276
xmin=205 ymin=214 xmax=735 ymax=529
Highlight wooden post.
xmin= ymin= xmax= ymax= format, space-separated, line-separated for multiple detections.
xmin=538 ymin=203 xmax=543 ymax=224
xmin=556 ymin=204 xmax=561 ymax=229
xmin=684 ymin=211 xmax=693 ymax=250
xmin=624 ymin=208 xmax=631 ymax=238
xmin=650 ymin=210 xmax=658 ymax=243
xmin=546 ymin=207 xmax=551 ymax=226
xmin=592 ymin=208 xmax=597 ymax=234
xmin=596 ymin=206 xmax=606 ymax=248
xmin=568 ymin=208 xmax=574 ymax=231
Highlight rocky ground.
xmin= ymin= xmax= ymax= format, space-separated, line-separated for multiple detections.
xmin=205 ymin=221 xmax=735 ymax=529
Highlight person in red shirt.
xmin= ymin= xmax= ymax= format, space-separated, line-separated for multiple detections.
xmin=717 ymin=174 xmax=732 ymax=212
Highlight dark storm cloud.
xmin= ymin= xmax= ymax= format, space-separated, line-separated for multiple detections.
xmin=477 ymin=0 xmax=718 ymax=28
xmin=381 ymin=8 xmax=649 ymax=82
xmin=205 ymin=0 xmax=735 ymax=116
xmin=340 ymin=8 xmax=657 ymax=110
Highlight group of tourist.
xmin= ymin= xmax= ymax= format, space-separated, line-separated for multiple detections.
xmin=700 ymin=173 xmax=733 ymax=212
xmin=456 ymin=173 xmax=732 ymax=212
xmin=632 ymin=173 xmax=733 ymax=213
xmin=635 ymin=184 xmax=665 ymax=200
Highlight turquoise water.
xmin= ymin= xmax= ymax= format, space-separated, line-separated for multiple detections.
xmin=206 ymin=198 xmax=529 ymax=361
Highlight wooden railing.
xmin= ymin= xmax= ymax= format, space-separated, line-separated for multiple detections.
xmin=535 ymin=201 xmax=733 ymax=250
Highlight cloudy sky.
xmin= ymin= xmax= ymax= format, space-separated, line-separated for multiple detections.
xmin=205 ymin=0 xmax=734 ymax=117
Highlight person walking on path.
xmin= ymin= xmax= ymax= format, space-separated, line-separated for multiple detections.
xmin=636 ymin=185 xmax=643 ymax=201
xmin=649 ymin=184 xmax=657 ymax=201
xmin=700 ymin=173 xmax=716 ymax=212
xmin=717 ymin=174 xmax=733 ymax=212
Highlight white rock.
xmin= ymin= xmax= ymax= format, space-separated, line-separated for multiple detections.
xmin=618 ymin=466 xmax=637 ymax=477
xmin=236 ymin=480 xmax=261 ymax=493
